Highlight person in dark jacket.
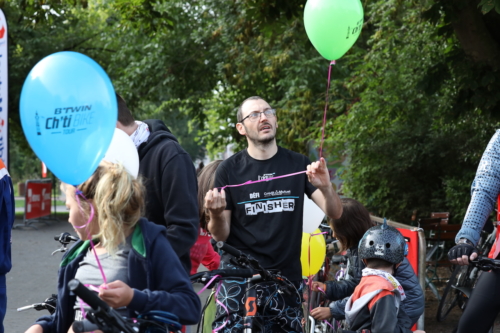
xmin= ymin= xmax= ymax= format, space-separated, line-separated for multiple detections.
xmin=116 ymin=94 xmax=199 ymax=275
xmin=24 ymin=162 xmax=201 ymax=333
xmin=310 ymin=198 xmax=424 ymax=328
xmin=0 ymin=159 xmax=14 ymax=333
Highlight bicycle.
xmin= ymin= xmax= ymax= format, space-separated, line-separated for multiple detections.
xmin=448 ymin=255 xmax=500 ymax=333
xmin=436 ymin=228 xmax=496 ymax=322
xmin=69 ymin=279 xmax=182 ymax=333
xmin=17 ymin=232 xmax=78 ymax=314
xmin=190 ymin=241 xmax=300 ymax=333
xmin=305 ymin=253 xmax=352 ymax=333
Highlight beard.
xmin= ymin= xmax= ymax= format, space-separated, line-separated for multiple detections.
xmin=244 ymin=123 xmax=276 ymax=148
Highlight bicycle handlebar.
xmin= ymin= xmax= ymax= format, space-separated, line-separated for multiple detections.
xmin=471 ymin=255 xmax=500 ymax=271
xmin=68 ymin=279 xmax=109 ymax=311
xmin=72 ymin=320 xmax=100 ymax=333
xmin=68 ymin=279 xmax=136 ymax=333
xmin=54 ymin=232 xmax=79 ymax=244
xmin=216 ymin=241 xmax=243 ymax=258
xmin=213 ymin=242 xmax=296 ymax=296
xmin=191 ymin=269 xmax=256 ymax=287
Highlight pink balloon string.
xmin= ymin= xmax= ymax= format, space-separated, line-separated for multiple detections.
xmin=323 ymin=320 xmax=335 ymax=330
xmin=73 ymin=189 xmax=108 ymax=331
xmin=218 ymin=60 xmax=334 ymax=191
xmin=213 ymin=281 xmax=229 ymax=332
xmin=319 ymin=60 xmax=336 ymax=158
xmin=218 ymin=170 xmax=307 ymax=190
xmin=74 ymin=189 xmax=108 ymax=286
xmin=196 ymin=275 xmax=220 ymax=296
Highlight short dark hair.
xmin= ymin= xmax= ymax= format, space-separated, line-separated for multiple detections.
xmin=116 ymin=93 xmax=135 ymax=126
xmin=237 ymin=96 xmax=268 ymax=122
xmin=328 ymin=198 xmax=375 ymax=251
xmin=365 ymin=258 xmax=393 ymax=269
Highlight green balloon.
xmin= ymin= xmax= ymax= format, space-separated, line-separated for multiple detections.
xmin=304 ymin=0 xmax=364 ymax=61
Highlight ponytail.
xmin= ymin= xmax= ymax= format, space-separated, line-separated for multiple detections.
xmin=78 ymin=161 xmax=144 ymax=254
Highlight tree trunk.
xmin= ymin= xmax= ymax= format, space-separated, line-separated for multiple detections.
xmin=447 ymin=0 xmax=500 ymax=69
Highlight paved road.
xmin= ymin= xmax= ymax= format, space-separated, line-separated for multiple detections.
xmin=4 ymin=217 xmax=210 ymax=333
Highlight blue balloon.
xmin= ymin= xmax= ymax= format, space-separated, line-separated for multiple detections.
xmin=20 ymin=52 xmax=117 ymax=185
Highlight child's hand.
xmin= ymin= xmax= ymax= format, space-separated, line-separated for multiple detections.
xmin=98 ymin=280 xmax=134 ymax=308
xmin=310 ymin=307 xmax=331 ymax=321
xmin=311 ymin=281 xmax=326 ymax=293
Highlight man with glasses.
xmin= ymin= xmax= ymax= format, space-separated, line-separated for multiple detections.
xmin=205 ymin=96 xmax=342 ymax=332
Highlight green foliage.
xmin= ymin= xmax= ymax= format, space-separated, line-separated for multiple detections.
xmin=478 ymin=0 xmax=500 ymax=14
xmin=4 ymin=0 xmax=500 ymax=225
xmin=327 ymin=0 xmax=500 ymax=223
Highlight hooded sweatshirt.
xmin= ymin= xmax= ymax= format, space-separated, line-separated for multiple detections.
xmin=32 ymin=218 xmax=201 ymax=333
xmin=138 ymin=119 xmax=199 ymax=274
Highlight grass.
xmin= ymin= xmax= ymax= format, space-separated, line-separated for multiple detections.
xmin=15 ymin=211 xmax=69 ymax=219
xmin=15 ymin=199 xmax=65 ymax=208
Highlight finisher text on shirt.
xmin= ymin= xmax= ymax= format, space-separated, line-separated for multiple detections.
xmin=244 ymin=198 xmax=295 ymax=215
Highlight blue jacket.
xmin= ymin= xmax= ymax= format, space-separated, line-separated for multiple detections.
xmin=34 ymin=218 xmax=201 ymax=333
xmin=0 ymin=167 xmax=14 ymax=276
xmin=325 ymin=246 xmax=424 ymax=326
xmin=456 ymin=130 xmax=500 ymax=245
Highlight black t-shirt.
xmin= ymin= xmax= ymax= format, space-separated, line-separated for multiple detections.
xmin=214 ymin=147 xmax=317 ymax=281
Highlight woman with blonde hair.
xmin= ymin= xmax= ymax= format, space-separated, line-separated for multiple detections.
xmin=25 ymin=161 xmax=201 ymax=333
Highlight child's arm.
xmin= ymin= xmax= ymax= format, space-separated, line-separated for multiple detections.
xmin=310 ymin=306 xmax=331 ymax=321
xmin=314 ymin=279 xmax=358 ymax=301
xmin=201 ymin=240 xmax=220 ymax=271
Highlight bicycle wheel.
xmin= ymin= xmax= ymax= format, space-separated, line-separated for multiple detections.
xmin=436 ymin=265 xmax=466 ymax=322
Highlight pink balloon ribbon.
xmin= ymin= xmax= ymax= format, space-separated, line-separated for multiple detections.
xmin=196 ymin=275 xmax=220 ymax=296
xmin=319 ymin=60 xmax=336 ymax=158
xmin=218 ymin=60 xmax=335 ymax=191
xmin=218 ymin=170 xmax=307 ymax=190
xmin=213 ymin=281 xmax=229 ymax=333
xmin=74 ymin=190 xmax=108 ymax=286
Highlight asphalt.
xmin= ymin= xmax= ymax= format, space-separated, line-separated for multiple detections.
xmin=4 ymin=217 xmax=210 ymax=333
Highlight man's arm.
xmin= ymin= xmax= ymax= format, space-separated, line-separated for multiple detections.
xmin=307 ymin=157 xmax=342 ymax=219
xmin=205 ymin=188 xmax=231 ymax=241
xmin=456 ymin=130 xmax=500 ymax=246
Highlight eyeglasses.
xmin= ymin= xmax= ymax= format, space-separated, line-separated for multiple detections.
xmin=240 ymin=109 xmax=276 ymax=123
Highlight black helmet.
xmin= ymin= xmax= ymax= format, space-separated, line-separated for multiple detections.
xmin=358 ymin=218 xmax=407 ymax=264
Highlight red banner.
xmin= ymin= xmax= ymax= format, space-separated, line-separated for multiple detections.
xmin=397 ymin=227 xmax=419 ymax=274
xmin=25 ymin=181 xmax=52 ymax=220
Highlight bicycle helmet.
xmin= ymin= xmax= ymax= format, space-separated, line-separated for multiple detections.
xmin=358 ymin=218 xmax=406 ymax=264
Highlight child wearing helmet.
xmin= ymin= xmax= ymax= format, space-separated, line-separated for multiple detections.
xmin=341 ymin=221 xmax=425 ymax=333
xmin=310 ymin=199 xmax=424 ymax=329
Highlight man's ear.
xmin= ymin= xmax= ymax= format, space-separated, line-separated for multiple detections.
xmin=236 ymin=122 xmax=246 ymax=136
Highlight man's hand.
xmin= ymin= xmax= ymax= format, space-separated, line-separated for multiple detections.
xmin=98 ymin=280 xmax=134 ymax=309
xmin=310 ymin=307 xmax=331 ymax=321
xmin=306 ymin=158 xmax=331 ymax=191
xmin=310 ymin=281 xmax=326 ymax=293
xmin=205 ymin=188 xmax=226 ymax=218
xmin=448 ymin=243 xmax=478 ymax=266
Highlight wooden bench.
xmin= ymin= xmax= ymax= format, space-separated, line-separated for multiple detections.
xmin=424 ymin=223 xmax=461 ymax=283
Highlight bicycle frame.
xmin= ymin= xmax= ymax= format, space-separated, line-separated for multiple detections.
xmin=242 ymin=274 xmax=269 ymax=332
